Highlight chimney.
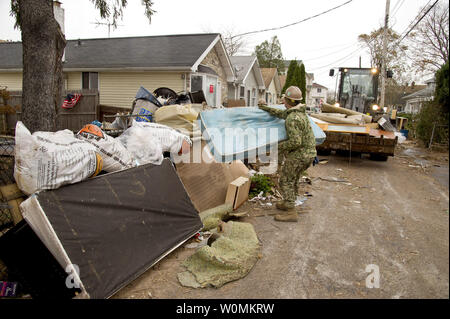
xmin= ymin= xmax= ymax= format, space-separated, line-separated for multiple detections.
xmin=53 ymin=1 xmax=65 ymax=61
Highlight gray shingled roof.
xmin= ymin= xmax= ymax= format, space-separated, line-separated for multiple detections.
xmin=402 ymin=85 xmax=435 ymax=100
xmin=0 ymin=33 xmax=220 ymax=70
xmin=230 ymin=56 xmax=256 ymax=82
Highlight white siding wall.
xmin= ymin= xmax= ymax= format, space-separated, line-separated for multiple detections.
xmin=0 ymin=73 xmax=22 ymax=90
xmin=310 ymin=87 xmax=328 ymax=106
xmin=66 ymin=72 xmax=82 ymax=90
xmin=266 ymin=79 xmax=277 ymax=104
xmin=99 ymin=71 xmax=184 ymax=108
xmin=1 ymin=71 xmax=185 ymax=109
xmin=244 ymin=69 xmax=259 ymax=107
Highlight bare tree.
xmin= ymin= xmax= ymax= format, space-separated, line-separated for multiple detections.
xmin=407 ymin=2 xmax=449 ymax=74
xmin=222 ymin=30 xmax=246 ymax=57
xmin=202 ymin=25 xmax=248 ymax=57
xmin=358 ymin=27 xmax=409 ymax=83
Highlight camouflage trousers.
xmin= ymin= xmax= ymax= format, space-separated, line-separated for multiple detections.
xmin=278 ymin=152 xmax=314 ymax=204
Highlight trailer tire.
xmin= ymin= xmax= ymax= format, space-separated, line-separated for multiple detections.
xmin=369 ymin=153 xmax=388 ymax=161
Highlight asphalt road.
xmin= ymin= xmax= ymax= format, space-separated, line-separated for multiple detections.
xmin=115 ymin=144 xmax=449 ymax=299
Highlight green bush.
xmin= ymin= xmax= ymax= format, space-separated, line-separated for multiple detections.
xmin=416 ymin=101 xmax=449 ymax=146
xmin=413 ymin=62 xmax=449 ymax=147
xmin=249 ymin=174 xmax=274 ymax=198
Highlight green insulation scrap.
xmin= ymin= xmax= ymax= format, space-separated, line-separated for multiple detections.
xmin=199 ymin=203 xmax=233 ymax=231
xmin=178 ymin=221 xmax=260 ymax=288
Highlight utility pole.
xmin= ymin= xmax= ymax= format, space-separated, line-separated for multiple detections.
xmin=380 ymin=0 xmax=390 ymax=109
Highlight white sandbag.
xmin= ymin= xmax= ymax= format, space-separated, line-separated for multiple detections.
xmin=116 ymin=121 xmax=192 ymax=166
xmin=116 ymin=126 xmax=164 ymax=166
xmin=14 ymin=121 xmax=103 ymax=195
xmin=76 ymin=124 xmax=136 ymax=172
xmin=131 ymin=120 xmax=192 ymax=154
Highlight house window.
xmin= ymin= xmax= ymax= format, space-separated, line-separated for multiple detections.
xmin=317 ymin=88 xmax=322 ymax=93
xmin=240 ymin=86 xmax=245 ymax=98
xmin=251 ymin=88 xmax=256 ymax=107
xmin=82 ymin=72 xmax=98 ymax=89
xmin=191 ymin=75 xmax=203 ymax=92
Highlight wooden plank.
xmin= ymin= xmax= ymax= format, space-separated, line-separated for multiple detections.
xmin=7 ymin=198 xmax=24 ymax=225
xmin=369 ymin=129 xmax=396 ymax=139
xmin=0 ymin=184 xmax=24 ymax=201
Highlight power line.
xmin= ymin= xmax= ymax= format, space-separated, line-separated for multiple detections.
xmin=229 ymin=0 xmax=354 ymax=39
xmin=308 ymin=45 xmax=367 ymax=71
xmin=391 ymin=0 xmax=405 ymax=16
xmin=396 ymin=0 xmax=440 ymax=44
xmin=397 ymin=0 xmax=433 ymax=39
xmin=302 ymin=42 xmax=360 ymax=62
xmin=297 ymin=41 xmax=357 ymax=54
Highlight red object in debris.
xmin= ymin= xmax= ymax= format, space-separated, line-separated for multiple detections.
xmin=61 ymin=93 xmax=82 ymax=109
xmin=209 ymin=85 xmax=214 ymax=93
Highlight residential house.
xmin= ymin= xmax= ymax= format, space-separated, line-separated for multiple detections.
xmin=402 ymin=78 xmax=436 ymax=114
xmin=228 ymin=56 xmax=265 ymax=107
xmin=310 ymin=83 xmax=328 ymax=106
xmin=260 ymin=68 xmax=281 ymax=105
xmin=305 ymin=73 xmax=314 ymax=105
xmin=280 ymin=60 xmax=303 ymax=75
xmin=0 ymin=33 xmax=235 ymax=108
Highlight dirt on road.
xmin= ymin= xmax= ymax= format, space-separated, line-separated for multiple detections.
xmin=114 ymin=142 xmax=449 ymax=299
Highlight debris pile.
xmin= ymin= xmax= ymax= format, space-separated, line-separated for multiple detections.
xmin=1 ymin=86 xmax=272 ymax=299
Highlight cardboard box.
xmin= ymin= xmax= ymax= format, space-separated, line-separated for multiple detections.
xmin=177 ymin=160 xmax=249 ymax=213
xmin=225 ymin=176 xmax=251 ymax=210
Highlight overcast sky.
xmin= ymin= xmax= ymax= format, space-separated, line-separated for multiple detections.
xmin=0 ymin=0 xmax=432 ymax=91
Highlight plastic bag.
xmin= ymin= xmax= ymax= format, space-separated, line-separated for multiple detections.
xmin=76 ymin=124 xmax=136 ymax=172
xmin=132 ymin=99 xmax=159 ymax=123
xmin=14 ymin=121 xmax=103 ymax=195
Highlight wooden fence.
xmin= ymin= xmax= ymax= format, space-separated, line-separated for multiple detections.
xmin=2 ymin=89 xmax=100 ymax=134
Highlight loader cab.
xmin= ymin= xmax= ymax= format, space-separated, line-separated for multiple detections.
xmin=331 ymin=67 xmax=380 ymax=115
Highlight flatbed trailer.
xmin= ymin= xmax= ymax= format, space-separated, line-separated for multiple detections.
xmin=316 ymin=131 xmax=397 ymax=160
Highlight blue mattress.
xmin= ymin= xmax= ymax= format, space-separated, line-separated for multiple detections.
xmin=200 ymin=106 xmax=326 ymax=162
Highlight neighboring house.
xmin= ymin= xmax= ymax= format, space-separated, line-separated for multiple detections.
xmin=279 ymin=74 xmax=286 ymax=91
xmin=310 ymin=83 xmax=328 ymax=106
xmin=229 ymin=56 xmax=265 ymax=107
xmin=392 ymin=83 xmax=426 ymax=112
xmin=402 ymin=78 xmax=436 ymax=114
xmin=280 ymin=60 xmax=303 ymax=75
xmin=0 ymin=33 xmax=235 ymax=108
xmin=305 ymin=72 xmax=314 ymax=105
xmin=260 ymin=68 xmax=281 ymax=105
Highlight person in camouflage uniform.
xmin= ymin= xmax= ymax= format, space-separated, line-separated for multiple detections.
xmin=258 ymin=86 xmax=316 ymax=220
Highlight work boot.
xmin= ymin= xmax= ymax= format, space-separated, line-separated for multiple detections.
xmin=275 ymin=200 xmax=295 ymax=211
xmin=274 ymin=212 xmax=298 ymax=222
